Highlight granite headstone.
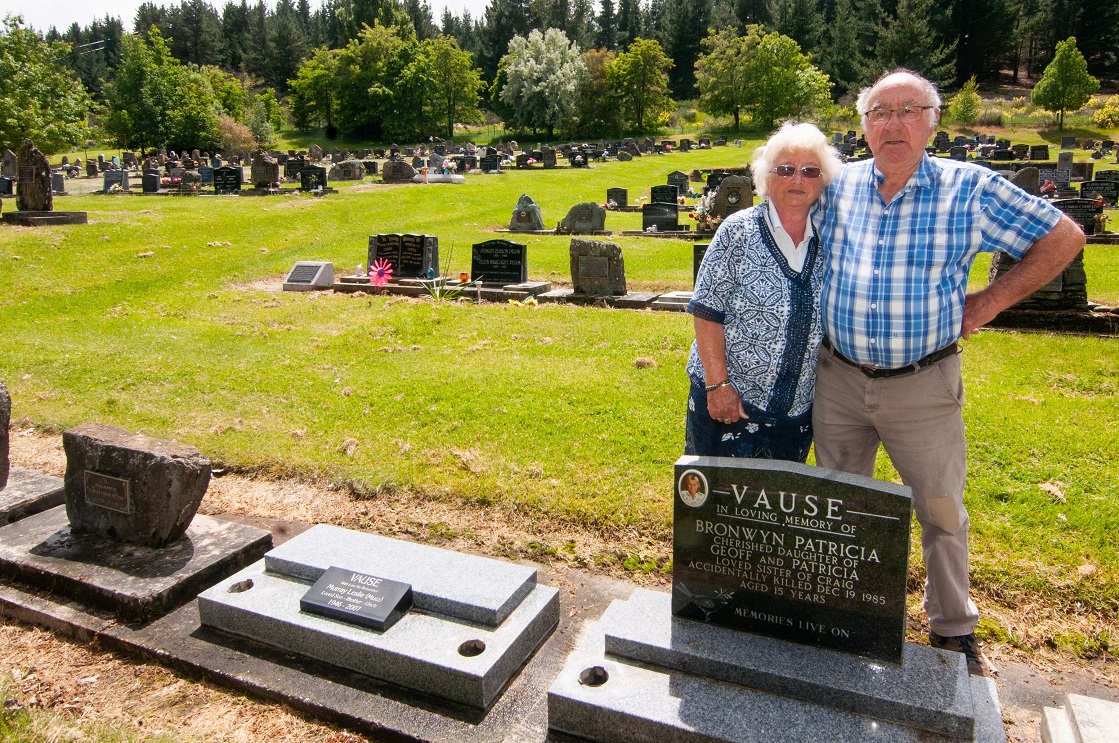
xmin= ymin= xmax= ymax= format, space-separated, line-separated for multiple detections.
xmin=570 ymin=238 xmax=626 ymax=296
xmin=471 ymin=239 xmax=528 ymax=285
xmin=509 ymin=194 xmax=545 ymax=231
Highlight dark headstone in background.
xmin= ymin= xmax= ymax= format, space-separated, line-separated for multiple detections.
xmin=672 ymin=456 xmax=912 ymax=663
xmin=0 ymin=380 xmax=9 ymax=490
xmin=370 ymin=233 xmax=402 ymax=277
xmin=989 ymin=249 xmax=1088 ymax=311
xmin=1053 ymin=197 xmax=1101 ymax=234
xmin=300 ymin=166 xmax=327 ymax=191
xmin=606 ymin=187 xmax=628 ymax=207
xmin=1009 ymin=167 xmax=1040 ymax=196
xmin=1095 ymin=169 xmax=1119 ymax=182
xmin=694 ymin=243 xmax=709 ymax=285
xmin=570 ymin=238 xmax=626 ymax=296
xmin=642 ymin=202 xmax=680 ymax=232
xmin=62 ymin=423 xmax=211 ymax=548
xmin=650 ymin=184 xmax=678 ymax=204
xmin=667 ymin=171 xmax=690 ymax=196
xmin=472 ymin=239 xmax=528 ymax=285
xmin=1030 ymin=144 xmax=1050 ymax=161
xmin=213 ymin=165 xmax=242 ymax=194
xmin=16 ymin=139 xmax=51 ymax=212
xmin=1080 ymin=180 xmax=1119 ymax=205
xmin=398 ymin=234 xmax=439 ymax=278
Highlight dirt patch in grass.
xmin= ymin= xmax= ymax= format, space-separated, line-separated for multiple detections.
xmin=5 ymin=428 xmax=1118 ymax=741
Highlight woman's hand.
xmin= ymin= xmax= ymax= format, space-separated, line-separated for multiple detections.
xmin=707 ymin=384 xmax=749 ymax=425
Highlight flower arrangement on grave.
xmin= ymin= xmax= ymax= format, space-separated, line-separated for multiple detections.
xmin=690 ymin=191 xmax=722 ymax=232
xmin=526 ymin=157 xmax=535 ymax=166
xmin=369 ymin=258 xmax=394 ymax=286
xmin=603 ymin=199 xmax=619 ymax=211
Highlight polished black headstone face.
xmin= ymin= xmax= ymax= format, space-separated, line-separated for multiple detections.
xmin=471 ymin=240 xmax=527 ymax=285
xmin=1038 ymin=168 xmax=1071 ymax=189
xmin=606 ymin=187 xmax=628 ymax=207
xmin=650 ymin=185 xmax=678 ymax=204
xmin=1095 ymin=169 xmax=1119 ymax=182
xmin=301 ymin=166 xmax=327 ymax=190
xmin=300 ymin=566 xmax=413 ymax=632
xmin=1053 ymin=198 xmax=1101 ymax=233
xmin=213 ymin=166 xmax=242 ymax=193
xmin=370 ymin=234 xmax=402 ymax=275
xmin=667 ymin=171 xmax=689 ymax=195
xmin=693 ymin=243 xmax=709 ymax=285
xmin=672 ymin=456 xmax=912 ymax=663
xmin=1029 ymin=144 xmax=1050 ymax=161
xmin=706 ymin=172 xmax=729 ymax=191
xmin=642 ymin=203 xmax=679 ymax=231
xmin=1080 ymin=180 xmax=1119 ymax=205
xmin=398 ymin=234 xmax=439 ymax=278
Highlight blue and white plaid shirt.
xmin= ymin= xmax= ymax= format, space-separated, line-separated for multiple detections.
xmin=817 ymin=155 xmax=1063 ymax=368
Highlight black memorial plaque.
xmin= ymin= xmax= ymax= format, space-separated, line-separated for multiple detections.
xmin=300 ymin=566 xmax=413 ymax=632
xmin=83 ymin=471 xmax=132 ymax=514
xmin=370 ymin=234 xmax=402 ymax=275
xmin=672 ymin=456 xmax=912 ymax=663
xmin=399 ymin=234 xmax=439 ymax=278
xmin=694 ymin=242 xmax=710 ymax=285
xmin=471 ymin=240 xmax=527 ymax=285
xmin=1038 ymin=168 xmax=1071 ymax=190
xmin=1053 ymin=198 xmax=1100 ymax=234
xmin=213 ymin=165 xmax=242 ymax=194
xmin=642 ymin=202 xmax=680 ymax=232
xmin=606 ymin=187 xmax=628 ymax=208
xmin=1094 ymin=169 xmax=1119 ymax=182
xmin=301 ymin=166 xmax=327 ymax=191
xmin=1080 ymin=180 xmax=1119 ymax=205
xmin=650 ymin=184 xmax=679 ymax=204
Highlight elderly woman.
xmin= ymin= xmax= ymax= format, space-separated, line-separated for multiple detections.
xmin=685 ymin=122 xmax=841 ymax=462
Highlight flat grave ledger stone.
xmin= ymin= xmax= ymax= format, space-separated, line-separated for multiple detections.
xmin=142 ymin=171 xmax=161 ymax=193
xmin=472 ymin=239 xmax=528 ymax=285
xmin=198 ymin=524 xmax=559 ymax=710
xmin=370 ymin=234 xmax=402 ymax=277
xmin=606 ymin=187 xmax=628 ymax=208
xmin=667 ymin=171 xmax=690 ymax=196
xmin=1030 ymin=144 xmax=1050 ymax=161
xmin=650 ymin=184 xmax=679 ymax=204
xmin=570 ymin=238 xmax=626 ymax=296
xmin=398 ymin=233 xmax=439 ymax=278
xmin=672 ymin=455 xmax=912 ymax=662
xmin=1054 ymin=198 xmax=1101 ymax=235
xmin=63 ymin=423 xmax=211 ymax=548
xmin=213 ymin=165 xmax=242 ymax=194
xmin=300 ymin=165 xmax=327 ymax=191
xmin=694 ymin=242 xmax=710 ymax=285
xmin=1080 ymin=180 xmax=1119 ymax=205
xmin=558 ymin=202 xmax=607 ymax=234
xmin=283 ymin=262 xmax=333 ymax=292
xmin=642 ymin=202 xmax=680 ymax=232
xmin=0 ymin=466 xmax=66 ymax=526
xmin=509 ymin=193 xmax=545 ymax=231
xmin=300 ymin=565 xmax=413 ymax=632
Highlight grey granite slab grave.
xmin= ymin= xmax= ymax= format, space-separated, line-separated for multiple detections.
xmin=1042 ymin=694 xmax=1119 ymax=743
xmin=0 ymin=505 xmax=270 ymax=622
xmin=602 ymin=589 xmax=974 ymax=738
xmin=548 ymin=590 xmax=1006 ymax=743
xmin=0 ymin=466 xmax=66 ymax=525
xmin=260 ymin=523 xmax=537 ymax=626
xmin=611 ymin=292 xmax=659 ymax=309
xmin=199 ymin=526 xmax=560 ymax=709
xmin=652 ymin=291 xmax=693 ymax=312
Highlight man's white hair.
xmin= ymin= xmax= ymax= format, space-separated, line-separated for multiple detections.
xmin=857 ymin=69 xmax=942 ymax=125
xmin=751 ymin=122 xmax=842 ymax=201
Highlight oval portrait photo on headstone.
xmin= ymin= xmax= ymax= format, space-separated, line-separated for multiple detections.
xmin=678 ymin=469 xmax=708 ymax=507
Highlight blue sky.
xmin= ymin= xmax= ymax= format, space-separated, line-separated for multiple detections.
xmin=4 ymin=0 xmax=493 ymax=34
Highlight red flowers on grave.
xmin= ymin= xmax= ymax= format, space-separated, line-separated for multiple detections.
xmin=369 ymin=258 xmax=394 ymax=286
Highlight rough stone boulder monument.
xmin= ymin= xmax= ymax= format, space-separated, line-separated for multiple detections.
xmin=250 ymin=149 xmax=280 ymax=189
xmin=63 ymin=423 xmax=211 ymax=547
xmin=558 ymin=202 xmax=607 ymax=234
xmin=15 ymin=138 xmax=52 ymax=212
xmin=570 ymin=238 xmax=626 ymax=296
xmin=509 ymin=194 xmax=545 ymax=231
xmin=2 ymin=139 xmax=87 ymax=226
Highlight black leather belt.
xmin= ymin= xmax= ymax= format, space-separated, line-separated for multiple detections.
xmin=822 ymin=337 xmax=958 ymax=378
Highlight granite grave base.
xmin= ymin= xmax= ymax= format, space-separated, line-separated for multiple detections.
xmin=198 ymin=524 xmax=560 ymax=710
xmin=0 ymin=466 xmax=66 ymax=526
xmin=548 ymin=589 xmax=1006 ymax=743
xmin=2 ymin=211 xmax=88 ymax=226
xmin=0 ymin=505 xmax=271 ymax=622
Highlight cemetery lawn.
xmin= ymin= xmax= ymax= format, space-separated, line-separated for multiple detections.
xmin=2 ymin=147 xmax=1119 ymax=664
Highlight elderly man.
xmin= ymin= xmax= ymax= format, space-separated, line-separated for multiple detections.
xmin=813 ymin=69 xmax=1085 ymax=674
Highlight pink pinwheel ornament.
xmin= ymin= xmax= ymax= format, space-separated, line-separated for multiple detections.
xmin=369 ymin=258 xmax=394 ymax=286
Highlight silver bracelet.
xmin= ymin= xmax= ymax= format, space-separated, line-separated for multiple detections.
xmin=705 ymin=380 xmax=732 ymax=392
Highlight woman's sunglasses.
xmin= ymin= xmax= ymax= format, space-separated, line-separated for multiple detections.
xmin=773 ymin=165 xmax=822 ymax=178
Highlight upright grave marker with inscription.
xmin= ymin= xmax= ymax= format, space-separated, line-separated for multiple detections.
xmin=471 ymin=239 xmax=528 ymax=285
xmin=672 ymin=456 xmax=912 ymax=662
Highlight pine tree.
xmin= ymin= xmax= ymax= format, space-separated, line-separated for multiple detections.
xmin=597 ymin=0 xmax=617 ymax=50
xmin=871 ymin=0 xmax=955 ymax=84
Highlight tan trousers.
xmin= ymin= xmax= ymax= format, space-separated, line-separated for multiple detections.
xmin=812 ymin=343 xmax=980 ymax=637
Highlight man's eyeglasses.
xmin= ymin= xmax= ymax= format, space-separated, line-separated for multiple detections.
xmin=773 ymin=165 xmax=822 ymax=178
xmin=864 ymin=105 xmax=935 ymax=124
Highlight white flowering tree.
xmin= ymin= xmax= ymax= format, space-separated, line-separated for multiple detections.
xmin=497 ymin=28 xmax=585 ymax=138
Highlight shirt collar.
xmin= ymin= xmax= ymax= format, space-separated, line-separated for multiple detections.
xmin=871 ymin=153 xmax=935 ymax=192
xmin=764 ymin=199 xmax=815 ymax=241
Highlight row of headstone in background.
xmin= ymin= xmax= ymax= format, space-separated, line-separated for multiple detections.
xmin=368 ymin=234 xmax=439 ymax=279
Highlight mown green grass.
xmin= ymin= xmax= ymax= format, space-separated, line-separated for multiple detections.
xmin=3 ymin=147 xmax=1119 ymax=622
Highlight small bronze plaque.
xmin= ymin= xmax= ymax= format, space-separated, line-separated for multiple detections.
xmin=83 ymin=471 xmax=132 ymax=514
xmin=578 ymin=256 xmax=609 ymax=279
xmin=18 ymin=165 xmax=33 ymax=183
